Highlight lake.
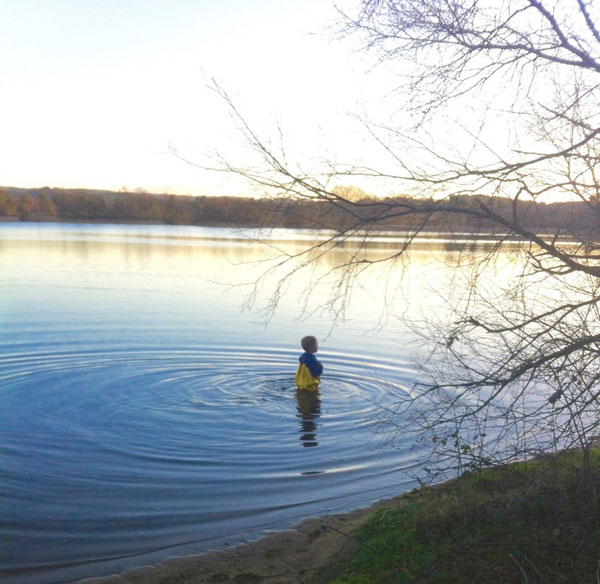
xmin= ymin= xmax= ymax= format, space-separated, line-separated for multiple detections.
xmin=0 ymin=223 xmax=503 ymax=583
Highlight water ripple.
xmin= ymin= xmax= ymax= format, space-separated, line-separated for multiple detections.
xmin=0 ymin=345 xmax=421 ymax=584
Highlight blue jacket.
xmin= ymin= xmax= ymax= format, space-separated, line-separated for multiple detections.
xmin=299 ymin=352 xmax=323 ymax=378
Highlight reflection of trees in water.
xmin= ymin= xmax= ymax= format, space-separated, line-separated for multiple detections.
xmin=441 ymin=240 xmax=484 ymax=254
xmin=296 ymin=389 xmax=321 ymax=448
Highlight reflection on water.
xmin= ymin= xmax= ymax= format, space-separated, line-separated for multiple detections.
xmin=296 ymin=389 xmax=322 ymax=447
xmin=0 ymin=222 xmax=523 ymax=584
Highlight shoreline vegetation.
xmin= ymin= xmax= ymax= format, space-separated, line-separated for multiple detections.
xmin=83 ymin=449 xmax=600 ymax=584
xmin=0 ymin=185 xmax=597 ymax=234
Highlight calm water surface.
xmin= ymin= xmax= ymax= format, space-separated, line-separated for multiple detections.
xmin=0 ymin=223 xmax=469 ymax=583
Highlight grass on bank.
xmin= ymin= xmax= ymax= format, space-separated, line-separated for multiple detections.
xmin=324 ymin=450 xmax=600 ymax=584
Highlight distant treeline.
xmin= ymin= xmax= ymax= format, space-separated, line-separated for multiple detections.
xmin=0 ymin=186 xmax=597 ymax=233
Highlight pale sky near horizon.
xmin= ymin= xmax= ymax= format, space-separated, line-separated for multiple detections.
xmin=0 ymin=0 xmax=387 ymax=196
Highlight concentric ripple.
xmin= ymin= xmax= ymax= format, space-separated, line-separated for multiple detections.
xmin=0 ymin=344 xmax=425 ymax=584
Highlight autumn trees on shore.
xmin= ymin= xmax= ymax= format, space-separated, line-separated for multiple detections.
xmin=1 ymin=185 xmax=596 ymax=234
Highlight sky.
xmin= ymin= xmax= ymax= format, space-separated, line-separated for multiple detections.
xmin=0 ymin=0 xmax=384 ymax=196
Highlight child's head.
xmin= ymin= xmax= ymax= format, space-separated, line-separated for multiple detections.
xmin=301 ymin=335 xmax=319 ymax=353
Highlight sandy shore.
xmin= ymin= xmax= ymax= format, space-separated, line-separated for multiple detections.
xmin=81 ymin=494 xmax=408 ymax=584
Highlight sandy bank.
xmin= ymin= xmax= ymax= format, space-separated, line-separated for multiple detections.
xmin=81 ymin=494 xmax=408 ymax=584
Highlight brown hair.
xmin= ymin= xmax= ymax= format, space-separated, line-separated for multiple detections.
xmin=301 ymin=335 xmax=318 ymax=352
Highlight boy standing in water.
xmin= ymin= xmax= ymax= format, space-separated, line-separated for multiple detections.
xmin=295 ymin=335 xmax=323 ymax=390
